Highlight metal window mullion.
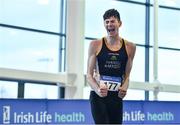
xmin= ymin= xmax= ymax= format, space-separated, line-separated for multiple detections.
xmin=145 ymin=0 xmax=150 ymax=100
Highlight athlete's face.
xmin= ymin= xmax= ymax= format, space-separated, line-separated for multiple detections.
xmin=104 ymin=16 xmax=122 ymax=37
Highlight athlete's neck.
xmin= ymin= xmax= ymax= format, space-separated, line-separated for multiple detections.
xmin=106 ymin=35 xmax=121 ymax=45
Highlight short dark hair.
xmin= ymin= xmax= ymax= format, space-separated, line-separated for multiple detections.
xmin=103 ymin=9 xmax=121 ymax=21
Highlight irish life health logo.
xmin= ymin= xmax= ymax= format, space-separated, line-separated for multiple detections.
xmin=3 ymin=106 xmax=10 ymax=124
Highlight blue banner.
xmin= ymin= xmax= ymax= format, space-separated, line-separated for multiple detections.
xmin=0 ymin=99 xmax=179 ymax=124
xmin=123 ymin=101 xmax=179 ymax=124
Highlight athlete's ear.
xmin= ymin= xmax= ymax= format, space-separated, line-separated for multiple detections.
xmin=119 ymin=21 xmax=122 ymax=27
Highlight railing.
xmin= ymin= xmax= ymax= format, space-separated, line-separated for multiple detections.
xmin=0 ymin=67 xmax=76 ymax=98
xmin=1 ymin=67 xmax=180 ymax=99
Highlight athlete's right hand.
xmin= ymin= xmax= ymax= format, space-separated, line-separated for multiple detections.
xmin=97 ymin=83 xmax=108 ymax=97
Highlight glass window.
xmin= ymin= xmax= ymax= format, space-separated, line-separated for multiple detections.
xmin=150 ymin=7 xmax=180 ymax=48
xmin=151 ymin=0 xmax=180 ymax=8
xmin=149 ymin=48 xmax=180 ymax=85
xmin=0 ymin=0 xmax=66 ymax=99
xmin=149 ymin=91 xmax=180 ymax=101
xmin=24 ymin=83 xmax=58 ymax=99
xmin=130 ymin=46 xmax=145 ymax=82
xmin=85 ymin=0 xmax=145 ymax=44
xmin=0 ymin=27 xmax=60 ymax=73
xmin=132 ymin=0 xmax=146 ymax=3
xmin=0 ymin=81 xmax=18 ymax=98
xmin=149 ymin=1 xmax=180 ymax=101
xmin=0 ymin=0 xmax=61 ymax=32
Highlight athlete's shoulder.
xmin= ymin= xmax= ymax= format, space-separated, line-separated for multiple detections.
xmin=90 ymin=39 xmax=102 ymax=48
xmin=124 ymin=40 xmax=136 ymax=50
xmin=89 ymin=38 xmax=103 ymax=54
xmin=123 ymin=39 xmax=136 ymax=58
xmin=124 ymin=39 xmax=136 ymax=49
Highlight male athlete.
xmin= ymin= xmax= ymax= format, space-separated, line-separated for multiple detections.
xmin=87 ymin=9 xmax=136 ymax=124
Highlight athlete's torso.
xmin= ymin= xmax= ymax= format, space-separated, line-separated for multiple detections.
xmin=96 ymin=37 xmax=128 ymax=91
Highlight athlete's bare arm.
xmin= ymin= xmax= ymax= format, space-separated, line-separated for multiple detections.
xmin=86 ymin=40 xmax=108 ymax=97
xmin=118 ymin=41 xmax=136 ymax=98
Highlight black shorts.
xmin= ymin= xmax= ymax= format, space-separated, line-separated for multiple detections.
xmin=89 ymin=91 xmax=123 ymax=124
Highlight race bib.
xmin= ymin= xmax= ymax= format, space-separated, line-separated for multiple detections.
xmin=100 ymin=75 xmax=122 ymax=91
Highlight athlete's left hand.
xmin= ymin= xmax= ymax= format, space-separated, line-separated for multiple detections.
xmin=118 ymin=86 xmax=127 ymax=98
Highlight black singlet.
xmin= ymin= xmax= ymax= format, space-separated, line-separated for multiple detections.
xmin=96 ymin=37 xmax=128 ymax=83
